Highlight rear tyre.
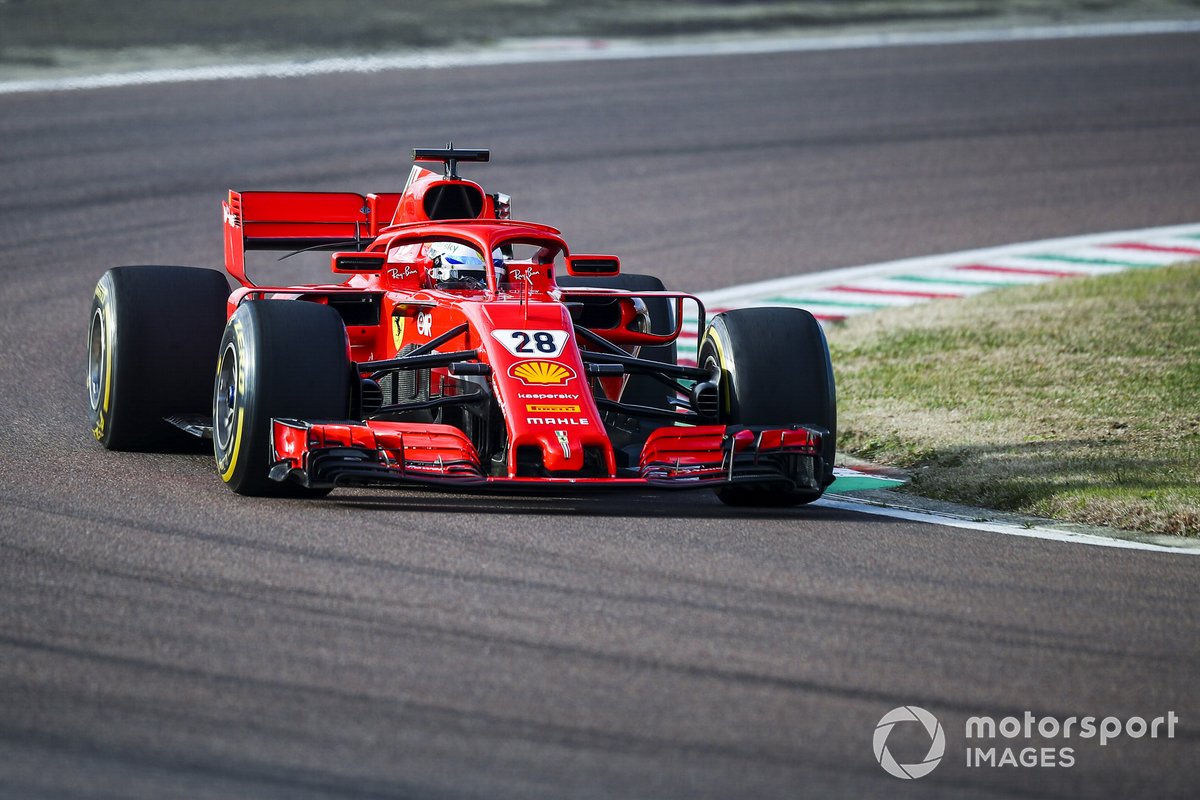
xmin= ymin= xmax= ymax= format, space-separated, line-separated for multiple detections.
xmin=697 ymin=308 xmax=837 ymax=507
xmin=87 ymin=266 xmax=229 ymax=450
xmin=556 ymin=273 xmax=676 ymax=410
xmin=213 ymin=301 xmax=351 ymax=496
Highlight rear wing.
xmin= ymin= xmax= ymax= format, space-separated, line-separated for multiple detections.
xmin=223 ymin=190 xmax=400 ymax=286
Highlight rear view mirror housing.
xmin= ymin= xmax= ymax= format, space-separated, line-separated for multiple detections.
xmin=566 ymin=254 xmax=620 ymax=278
xmin=332 ymin=252 xmax=386 ymax=273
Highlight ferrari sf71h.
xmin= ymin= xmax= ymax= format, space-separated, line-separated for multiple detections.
xmin=87 ymin=148 xmax=836 ymax=506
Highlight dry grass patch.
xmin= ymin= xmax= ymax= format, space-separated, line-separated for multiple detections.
xmin=827 ymin=261 xmax=1200 ymax=535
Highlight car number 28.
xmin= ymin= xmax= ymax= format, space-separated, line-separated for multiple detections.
xmin=491 ymin=329 xmax=569 ymax=358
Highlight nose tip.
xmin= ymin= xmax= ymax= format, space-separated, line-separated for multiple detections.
xmin=540 ymin=430 xmax=581 ymax=472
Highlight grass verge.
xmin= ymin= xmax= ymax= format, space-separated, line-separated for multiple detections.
xmin=826 ymin=261 xmax=1200 ymax=536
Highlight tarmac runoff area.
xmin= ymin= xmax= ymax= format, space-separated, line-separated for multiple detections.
xmin=698 ymin=223 xmax=1200 ymax=555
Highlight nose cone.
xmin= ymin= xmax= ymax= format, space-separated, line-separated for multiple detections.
xmin=511 ymin=423 xmax=614 ymax=478
xmin=465 ymin=299 xmax=616 ymax=478
xmin=538 ymin=428 xmax=582 ymax=472
xmin=511 ymin=420 xmax=615 ymax=477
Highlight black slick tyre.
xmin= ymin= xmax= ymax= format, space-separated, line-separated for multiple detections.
xmin=86 ymin=266 xmax=230 ymax=450
xmin=697 ymin=307 xmax=837 ymax=507
xmin=213 ymin=300 xmax=351 ymax=496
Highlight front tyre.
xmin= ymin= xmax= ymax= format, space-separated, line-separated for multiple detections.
xmin=214 ymin=300 xmax=351 ymax=496
xmin=698 ymin=307 xmax=837 ymax=507
xmin=87 ymin=266 xmax=229 ymax=450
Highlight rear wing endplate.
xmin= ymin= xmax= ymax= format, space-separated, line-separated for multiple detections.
xmin=223 ymin=190 xmax=400 ymax=286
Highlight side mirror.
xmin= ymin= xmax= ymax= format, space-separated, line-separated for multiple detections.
xmin=332 ymin=252 xmax=386 ymax=273
xmin=566 ymin=254 xmax=621 ymax=278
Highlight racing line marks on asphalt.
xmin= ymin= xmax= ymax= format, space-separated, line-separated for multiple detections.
xmin=3 ymin=19 xmax=1200 ymax=94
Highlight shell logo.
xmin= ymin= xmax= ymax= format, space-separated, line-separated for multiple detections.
xmin=508 ymin=360 xmax=576 ymax=386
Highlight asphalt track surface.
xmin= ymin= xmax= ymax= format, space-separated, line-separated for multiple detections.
xmin=1 ymin=32 xmax=1199 ymax=799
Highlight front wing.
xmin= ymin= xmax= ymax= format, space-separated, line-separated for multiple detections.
xmin=269 ymin=419 xmax=826 ymax=493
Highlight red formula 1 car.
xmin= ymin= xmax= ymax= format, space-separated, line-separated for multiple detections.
xmin=87 ymin=148 xmax=836 ymax=506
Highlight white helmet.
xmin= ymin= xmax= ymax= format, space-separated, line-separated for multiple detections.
xmin=426 ymin=241 xmax=504 ymax=289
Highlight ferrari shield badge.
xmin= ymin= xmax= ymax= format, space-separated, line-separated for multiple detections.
xmin=391 ymin=313 xmax=405 ymax=350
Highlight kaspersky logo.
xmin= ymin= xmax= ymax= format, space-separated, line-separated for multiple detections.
xmin=508 ymin=360 xmax=576 ymax=386
xmin=874 ymin=706 xmax=945 ymax=779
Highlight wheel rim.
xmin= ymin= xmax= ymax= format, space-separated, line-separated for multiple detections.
xmin=699 ymin=338 xmax=729 ymax=421
xmin=214 ymin=341 xmax=239 ymax=452
xmin=87 ymin=308 xmax=105 ymax=411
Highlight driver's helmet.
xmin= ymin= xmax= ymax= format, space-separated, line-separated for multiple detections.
xmin=426 ymin=241 xmax=505 ymax=289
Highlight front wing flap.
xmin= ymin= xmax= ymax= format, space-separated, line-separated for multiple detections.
xmin=270 ymin=419 xmax=825 ymax=493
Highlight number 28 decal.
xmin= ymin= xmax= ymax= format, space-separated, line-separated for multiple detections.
xmin=491 ymin=329 xmax=569 ymax=358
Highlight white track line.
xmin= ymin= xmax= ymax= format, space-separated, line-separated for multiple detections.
xmin=2 ymin=19 xmax=1200 ymax=94
xmin=817 ymin=497 xmax=1200 ymax=555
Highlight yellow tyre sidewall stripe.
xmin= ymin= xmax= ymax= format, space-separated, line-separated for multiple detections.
xmin=217 ymin=316 xmax=247 ymax=483
xmin=91 ymin=275 xmax=114 ymax=441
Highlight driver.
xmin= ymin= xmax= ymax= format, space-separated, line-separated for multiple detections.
xmin=425 ymin=242 xmax=505 ymax=290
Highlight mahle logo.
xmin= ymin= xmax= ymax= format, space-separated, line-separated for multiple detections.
xmin=874 ymin=706 xmax=945 ymax=779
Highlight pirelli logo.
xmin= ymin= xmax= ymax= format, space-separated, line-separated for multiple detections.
xmin=525 ymin=404 xmax=581 ymax=414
